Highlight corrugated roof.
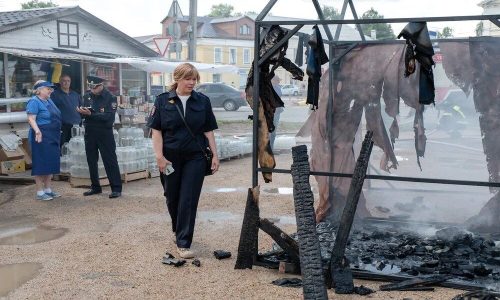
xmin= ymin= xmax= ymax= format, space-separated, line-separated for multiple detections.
xmin=210 ymin=16 xmax=245 ymax=24
xmin=0 ymin=6 xmax=74 ymax=26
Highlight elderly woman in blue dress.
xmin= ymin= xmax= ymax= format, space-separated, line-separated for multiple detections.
xmin=26 ymin=80 xmax=62 ymax=201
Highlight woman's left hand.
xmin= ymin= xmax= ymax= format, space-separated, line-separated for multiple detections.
xmin=211 ymin=156 xmax=220 ymax=174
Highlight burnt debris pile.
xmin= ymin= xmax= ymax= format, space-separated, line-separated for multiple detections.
xmin=270 ymin=222 xmax=500 ymax=289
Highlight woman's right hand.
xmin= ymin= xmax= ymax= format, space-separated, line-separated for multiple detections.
xmin=35 ymin=130 xmax=42 ymax=143
xmin=156 ymin=156 xmax=171 ymax=174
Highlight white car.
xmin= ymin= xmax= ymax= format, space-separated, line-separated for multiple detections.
xmin=281 ymin=84 xmax=301 ymax=96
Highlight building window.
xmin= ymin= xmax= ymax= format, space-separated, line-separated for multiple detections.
xmin=57 ymin=20 xmax=79 ymax=48
xmin=214 ymin=48 xmax=222 ymax=63
xmin=212 ymin=73 xmax=221 ymax=83
xmin=229 ymin=48 xmax=237 ymax=64
xmin=122 ymin=64 xmax=147 ymax=98
xmin=243 ymin=48 xmax=251 ymax=64
xmin=239 ymin=24 xmax=250 ymax=35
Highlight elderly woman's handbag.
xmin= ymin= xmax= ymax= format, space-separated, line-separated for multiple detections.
xmin=174 ymin=104 xmax=213 ymax=176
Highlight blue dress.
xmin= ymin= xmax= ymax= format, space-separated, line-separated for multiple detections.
xmin=27 ymin=96 xmax=62 ymax=175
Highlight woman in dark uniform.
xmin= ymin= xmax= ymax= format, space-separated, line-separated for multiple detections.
xmin=26 ymin=80 xmax=62 ymax=201
xmin=148 ymin=63 xmax=219 ymax=259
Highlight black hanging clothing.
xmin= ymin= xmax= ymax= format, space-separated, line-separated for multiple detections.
xmin=306 ymin=25 xmax=329 ymax=109
xmin=398 ymin=22 xmax=435 ymax=105
xmin=295 ymin=33 xmax=305 ymax=67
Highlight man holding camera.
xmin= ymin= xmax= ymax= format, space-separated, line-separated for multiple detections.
xmin=77 ymin=75 xmax=122 ymax=198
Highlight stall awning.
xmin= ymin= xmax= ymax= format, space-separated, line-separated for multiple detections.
xmin=0 ymin=47 xmax=100 ymax=61
xmin=95 ymin=57 xmax=240 ymax=74
xmin=0 ymin=47 xmax=240 ymax=73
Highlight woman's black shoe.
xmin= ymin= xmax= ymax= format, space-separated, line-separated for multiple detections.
xmin=109 ymin=192 xmax=121 ymax=198
xmin=83 ymin=189 xmax=102 ymax=196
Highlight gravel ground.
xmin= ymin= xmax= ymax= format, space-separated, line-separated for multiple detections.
xmin=0 ymin=152 xmax=466 ymax=299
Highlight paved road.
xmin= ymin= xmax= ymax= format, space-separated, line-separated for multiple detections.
xmin=213 ymin=99 xmax=310 ymax=123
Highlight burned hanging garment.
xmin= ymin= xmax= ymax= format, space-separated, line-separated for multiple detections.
xmin=398 ymin=22 xmax=435 ymax=105
xmin=306 ymin=25 xmax=329 ymax=110
xmin=245 ymin=25 xmax=304 ymax=183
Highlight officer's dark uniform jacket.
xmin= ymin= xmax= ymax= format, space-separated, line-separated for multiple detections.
xmin=82 ymin=89 xmax=117 ymax=129
xmin=147 ymin=90 xmax=218 ymax=153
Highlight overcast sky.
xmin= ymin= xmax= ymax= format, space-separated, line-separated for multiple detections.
xmin=0 ymin=0 xmax=485 ymax=37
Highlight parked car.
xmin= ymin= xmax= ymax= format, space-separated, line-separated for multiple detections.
xmin=281 ymin=84 xmax=301 ymax=96
xmin=195 ymin=83 xmax=247 ymax=111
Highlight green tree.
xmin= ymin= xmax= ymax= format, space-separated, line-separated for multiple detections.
xmin=208 ymin=4 xmax=234 ymax=17
xmin=437 ymin=26 xmax=453 ymax=38
xmin=360 ymin=8 xmax=395 ymax=40
xmin=476 ymin=22 xmax=484 ymax=37
xmin=21 ymin=0 xmax=58 ymax=9
xmin=322 ymin=5 xmax=340 ymax=20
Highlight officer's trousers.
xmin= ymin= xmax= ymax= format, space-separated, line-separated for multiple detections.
xmin=84 ymin=127 xmax=122 ymax=193
xmin=161 ymin=152 xmax=205 ymax=248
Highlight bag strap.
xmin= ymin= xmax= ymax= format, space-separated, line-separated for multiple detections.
xmin=174 ymin=103 xmax=208 ymax=156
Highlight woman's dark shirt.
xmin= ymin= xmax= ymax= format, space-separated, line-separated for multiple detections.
xmin=147 ymin=90 xmax=218 ymax=154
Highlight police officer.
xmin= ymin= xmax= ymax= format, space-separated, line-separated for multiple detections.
xmin=148 ymin=63 xmax=219 ymax=259
xmin=77 ymin=76 xmax=122 ymax=198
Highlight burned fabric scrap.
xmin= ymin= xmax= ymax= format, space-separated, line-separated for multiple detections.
xmin=214 ymin=250 xmax=232 ymax=260
xmin=245 ymin=25 xmax=304 ymax=183
xmin=354 ymin=285 xmax=375 ymax=296
xmin=162 ymin=255 xmax=186 ymax=267
xmin=271 ymin=277 xmax=302 ymax=288
xmin=192 ymin=259 xmax=201 ymax=267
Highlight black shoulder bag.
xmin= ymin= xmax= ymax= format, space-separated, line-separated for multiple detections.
xmin=174 ymin=104 xmax=214 ymax=176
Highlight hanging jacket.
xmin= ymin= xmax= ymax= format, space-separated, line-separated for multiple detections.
xmin=398 ymin=22 xmax=435 ymax=105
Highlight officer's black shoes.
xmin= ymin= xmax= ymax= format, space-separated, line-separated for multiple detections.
xmin=109 ymin=192 xmax=121 ymax=198
xmin=83 ymin=189 xmax=102 ymax=196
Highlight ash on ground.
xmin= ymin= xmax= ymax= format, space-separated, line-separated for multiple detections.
xmin=269 ymin=221 xmax=500 ymax=291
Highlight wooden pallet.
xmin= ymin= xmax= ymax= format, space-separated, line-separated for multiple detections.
xmin=70 ymin=170 xmax=148 ymax=187
xmin=122 ymin=170 xmax=148 ymax=183
xmin=53 ymin=173 xmax=70 ymax=181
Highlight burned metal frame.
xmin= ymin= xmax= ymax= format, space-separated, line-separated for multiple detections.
xmin=250 ymin=0 xmax=500 ymax=190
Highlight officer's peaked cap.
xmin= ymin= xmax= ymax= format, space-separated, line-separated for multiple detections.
xmin=86 ymin=75 xmax=105 ymax=85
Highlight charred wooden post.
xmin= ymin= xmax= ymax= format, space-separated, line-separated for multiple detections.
xmin=235 ymin=187 xmax=260 ymax=269
xmin=330 ymin=131 xmax=374 ymax=294
xmin=291 ymin=145 xmax=328 ymax=300
xmin=259 ymin=218 xmax=300 ymax=263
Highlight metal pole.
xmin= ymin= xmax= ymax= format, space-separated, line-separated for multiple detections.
xmin=252 ymin=24 xmax=261 ymax=188
xmin=3 ymin=53 xmax=10 ymax=99
xmin=188 ymin=0 xmax=197 ymax=61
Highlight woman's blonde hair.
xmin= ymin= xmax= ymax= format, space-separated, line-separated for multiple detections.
xmin=169 ymin=63 xmax=200 ymax=91
xmin=33 ymin=80 xmax=48 ymax=95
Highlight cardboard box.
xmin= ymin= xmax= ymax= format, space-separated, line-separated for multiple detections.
xmin=22 ymin=138 xmax=31 ymax=157
xmin=0 ymin=159 xmax=26 ymax=174
xmin=0 ymin=147 xmax=24 ymax=161
xmin=18 ymin=147 xmax=32 ymax=169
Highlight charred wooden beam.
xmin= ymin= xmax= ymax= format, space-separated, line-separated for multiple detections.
xmin=291 ymin=145 xmax=328 ymax=300
xmin=330 ymin=131 xmax=374 ymax=294
xmin=235 ymin=187 xmax=260 ymax=269
xmin=259 ymin=218 xmax=300 ymax=263
xmin=351 ymin=270 xmax=488 ymax=291
xmin=452 ymin=290 xmax=500 ymax=300
xmin=379 ymin=275 xmax=449 ymax=291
